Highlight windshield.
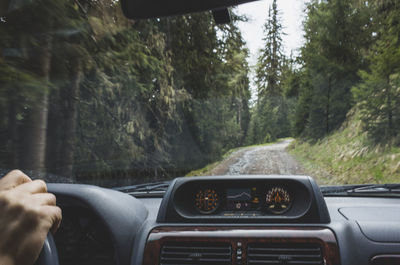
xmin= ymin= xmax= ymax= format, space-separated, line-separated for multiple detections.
xmin=0 ymin=0 xmax=399 ymax=188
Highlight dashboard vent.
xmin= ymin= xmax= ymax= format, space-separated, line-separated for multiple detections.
xmin=247 ymin=243 xmax=323 ymax=265
xmin=160 ymin=242 xmax=231 ymax=265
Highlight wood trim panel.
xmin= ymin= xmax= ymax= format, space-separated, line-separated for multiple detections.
xmin=143 ymin=226 xmax=340 ymax=265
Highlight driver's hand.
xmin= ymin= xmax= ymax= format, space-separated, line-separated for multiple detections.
xmin=0 ymin=170 xmax=62 ymax=265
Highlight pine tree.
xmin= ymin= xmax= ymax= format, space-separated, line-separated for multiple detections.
xmin=352 ymin=0 xmax=400 ymax=143
xmin=0 ymin=1 xmax=252 ymax=184
xmin=296 ymin=0 xmax=371 ymax=139
xmin=250 ymin=0 xmax=290 ymax=143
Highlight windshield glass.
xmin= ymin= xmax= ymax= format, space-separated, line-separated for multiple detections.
xmin=1 ymin=0 xmax=399 ymax=187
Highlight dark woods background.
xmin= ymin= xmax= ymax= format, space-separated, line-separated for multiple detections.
xmin=0 ymin=0 xmax=399 ymax=186
xmin=0 ymin=0 xmax=252 ymax=185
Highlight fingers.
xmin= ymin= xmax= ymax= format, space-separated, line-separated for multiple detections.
xmin=32 ymin=193 xmax=57 ymax=206
xmin=41 ymin=205 xmax=62 ymax=234
xmin=0 ymin=170 xmax=32 ymax=191
xmin=13 ymin=179 xmax=47 ymax=194
xmin=1 ymin=170 xmax=62 ymax=236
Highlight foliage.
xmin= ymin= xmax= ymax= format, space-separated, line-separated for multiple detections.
xmin=0 ymin=1 xmax=251 ymax=185
xmin=292 ymin=0 xmax=372 ymax=139
xmin=247 ymin=0 xmax=290 ymax=144
xmin=352 ymin=1 xmax=400 ymax=144
xmin=1 ymin=0 xmax=400 ymax=186
xmin=290 ymin=109 xmax=400 ymax=185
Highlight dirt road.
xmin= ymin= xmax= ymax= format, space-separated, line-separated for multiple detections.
xmin=208 ymin=139 xmax=304 ymax=175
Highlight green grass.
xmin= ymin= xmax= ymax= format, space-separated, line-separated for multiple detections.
xmin=186 ymin=138 xmax=293 ymax=176
xmin=289 ymin=115 xmax=400 ymax=185
xmin=185 ymin=161 xmax=221 ymax=176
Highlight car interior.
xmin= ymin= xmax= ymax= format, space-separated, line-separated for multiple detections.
xmin=5 ymin=0 xmax=400 ymax=264
xmin=44 ymin=175 xmax=400 ymax=265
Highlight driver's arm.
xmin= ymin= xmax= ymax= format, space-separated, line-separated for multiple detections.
xmin=0 ymin=170 xmax=62 ymax=265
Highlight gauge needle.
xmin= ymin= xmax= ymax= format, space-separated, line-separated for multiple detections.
xmin=275 ymin=193 xmax=281 ymax=202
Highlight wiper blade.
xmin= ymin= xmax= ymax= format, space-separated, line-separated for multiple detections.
xmin=347 ymin=184 xmax=400 ymax=194
xmin=321 ymin=183 xmax=400 ymax=196
xmin=113 ymin=181 xmax=171 ymax=197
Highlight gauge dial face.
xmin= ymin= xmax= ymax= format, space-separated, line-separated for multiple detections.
xmin=265 ymin=187 xmax=292 ymax=214
xmin=194 ymin=188 xmax=219 ymax=214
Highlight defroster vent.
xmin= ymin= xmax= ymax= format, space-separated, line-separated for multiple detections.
xmin=247 ymin=243 xmax=323 ymax=265
xmin=160 ymin=242 xmax=232 ymax=265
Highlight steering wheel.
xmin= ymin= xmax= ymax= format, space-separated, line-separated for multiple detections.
xmin=35 ymin=234 xmax=60 ymax=265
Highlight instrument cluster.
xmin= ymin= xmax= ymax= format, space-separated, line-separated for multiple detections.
xmin=193 ymin=185 xmax=293 ymax=215
xmin=160 ymin=176 xmax=329 ymax=223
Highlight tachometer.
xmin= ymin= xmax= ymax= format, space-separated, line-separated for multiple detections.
xmin=265 ymin=187 xmax=292 ymax=214
xmin=194 ymin=188 xmax=219 ymax=214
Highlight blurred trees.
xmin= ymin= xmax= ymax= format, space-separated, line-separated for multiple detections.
xmin=0 ymin=0 xmax=251 ymax=185
xmin=1 ymin=0 xmax=400 ymax=185
xmin=162 ymin=12 xmax=251 ymax=168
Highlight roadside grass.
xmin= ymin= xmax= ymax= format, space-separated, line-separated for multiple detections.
xmin=185 ymin=161 xmax=221 ymax=176
xmin=289 ymin=116 xmax=400 ymax=185
xmin=186 ymin=138 xmax=293 ymax=176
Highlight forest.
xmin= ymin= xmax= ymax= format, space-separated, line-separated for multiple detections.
xmin=0 ymin=0 xmax=399 ymax=186
xmin=249 ymin=0 xmax=400 ymax=144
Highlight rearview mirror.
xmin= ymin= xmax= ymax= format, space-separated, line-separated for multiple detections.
xmin=120 ymin=0 xmax=258 ymax=19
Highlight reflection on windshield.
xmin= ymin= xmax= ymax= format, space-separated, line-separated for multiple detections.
xmin=0 ymin=0 xmax=399 ymax=187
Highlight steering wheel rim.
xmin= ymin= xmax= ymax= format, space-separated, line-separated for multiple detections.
xmin=35 ymin=234 xmax=60 ymax=265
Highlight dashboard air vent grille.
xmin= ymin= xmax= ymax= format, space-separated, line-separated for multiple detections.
xmin=247 ymin=243 xmax=323 ymax=265
xmin=160 ymin=242 xmax=231 ymax=265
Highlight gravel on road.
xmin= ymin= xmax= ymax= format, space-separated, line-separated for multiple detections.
xmin=208 ymin=139 xmax=304 ymax=176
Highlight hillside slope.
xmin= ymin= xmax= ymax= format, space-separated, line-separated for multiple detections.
xmin=289 ymin=110 xmax=400 ymax=185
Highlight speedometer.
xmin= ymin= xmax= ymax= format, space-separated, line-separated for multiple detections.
xmin=194 ymin=188 xmax=219 ymax=214
xmin=265 ymin=187 xmax=292 ymax=214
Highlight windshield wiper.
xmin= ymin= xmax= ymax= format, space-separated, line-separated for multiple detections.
xmin=113 ymin=181 xmax=171 ymax=197
xmin=321 ymin=183 xmax=400 ymax=197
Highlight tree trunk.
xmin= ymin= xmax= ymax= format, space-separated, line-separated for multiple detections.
xmin=46 ymin=88 xmax=62 ymax=174
xmin=60 ymin=59 xmax=82 ymax=177
xmin=7 ymin=91 xmax=18 ymax=168
xmin=386 ymin=75 xmax=393 ymax=137
xmin=20 ymin=35 xmax=52 ymax=171
xmin=237 ymin=97 xmax=242 ymax=127
xmin=326 ymin=76 xmax=331 ymax=134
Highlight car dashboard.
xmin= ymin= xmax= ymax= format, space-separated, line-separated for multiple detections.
xmin=49 ymin=175 xmax=400 ymax=265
